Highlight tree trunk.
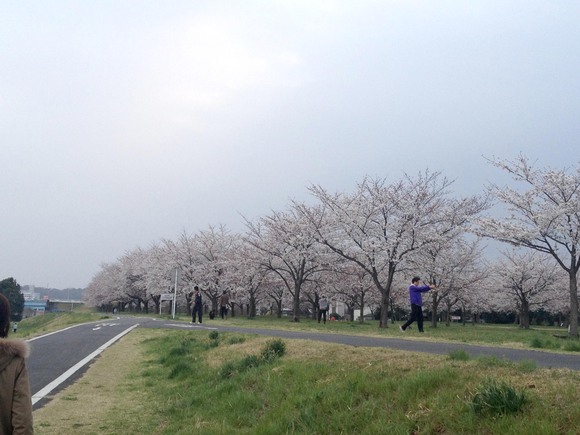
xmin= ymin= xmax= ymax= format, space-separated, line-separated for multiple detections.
xmin=431 ymin=295 xmax=439 ymax=328
xmin=520 ymin=299 xmax=530 ymax=329
xmin=377 ymin=265 xmax=395 ymax=328
xmin=292 ymin=282 xmax=301 ymax=322
xmin=569 ymin=268 xmax=579 ymax=338
xmin=249 ymin=295 xmax=256 ymax=319
xmin=359 ymin=294 xmax=365 ymax=323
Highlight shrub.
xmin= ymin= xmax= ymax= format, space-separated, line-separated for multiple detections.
xmin=217 ymin=339 xmax=287 ymax=380
xmin=209 ymin=330 xmax=219 ymax=340
xmin=530 ymin=337 xmax=543 ymax=348
xmin=469 ymin=379 xmax=526 ymax=416
xmin=239 ymin=355 xmax=261 ymax=371
xmin=219 ymin=361 xmax=236 ymax=379
xmin=261 ymin=339 xmax=286 ymax=362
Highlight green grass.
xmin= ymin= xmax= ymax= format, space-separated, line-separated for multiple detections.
xmin=14 ymin=312 xmax=108 ymax=338
xmin=119 ymin=330 xmax=580 ymax=434
xmin=469 ymin=378 xmax=527 ymax=416
xmin=32 ymin=328 xmax=580 ymax=434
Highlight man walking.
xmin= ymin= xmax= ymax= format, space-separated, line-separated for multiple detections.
xmin=191 ymin=286 xmax=203 ymax=324
xmin=219 ymin=290 xmax=229 ymax=319
xmin=400 ymin=277 xmax=436 ymax=333
xmin=318 ymin=295 xmax=329 ymax=324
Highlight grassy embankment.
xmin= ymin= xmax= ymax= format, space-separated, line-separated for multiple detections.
xmin=24 ymin=313 xmax=580 ymax=434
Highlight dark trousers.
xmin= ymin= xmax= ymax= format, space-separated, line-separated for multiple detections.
xmin=192 ymin=306 xmax=202 ymax=323
xmin=318 ymin=309 xmax=327 ymax=323
xmin=402 ymin=304 xmax=423 ymax=332
xmin=220 ymin=306 xmax=228 ymax=319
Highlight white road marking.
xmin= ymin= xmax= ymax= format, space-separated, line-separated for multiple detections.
xmin=27 ymin=324 xmax=85 ymax=342
xmin=31 ymin=324 xmax=139 ymax=405
xmin=163 ymin=323 xmax=218 ymax=330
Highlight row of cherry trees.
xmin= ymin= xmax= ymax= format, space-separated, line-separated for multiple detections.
xmin=84 ymin=156 xmax=579 ymax=336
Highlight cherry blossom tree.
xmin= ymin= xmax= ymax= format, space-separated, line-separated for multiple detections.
xmin=413 ymin=237 xmax=487 ymax=327
xmin=329 ymin=265 xmax=378 ymax=322
xmin=84 ymin=261 xmax=128 ymax=311
xmin=118 ymin=248 xmax=150 ymax=312
xmin=195 ymin=225 xmax=237 ymax=314
xmin=244 ymin=208 xmax=328 ymax=322
xmin=489 ymin=249 xmax=565 ymax=329
xmin=260 ymin=274 xmax=287 ymax=317
xmin=143 ymin=244 xmax=175 ymax=315
xmin=162 ymin=230 xmax=204 ymax=312
xmin=297 ymin=171 xmax=488 ymax=328
xmin=226 ymin=238 xmax=269 ymax=318
xmin=477 ymin=154 xmax=580 ymax=337
xmin=84 ymin=263 xmax=119 ymax=310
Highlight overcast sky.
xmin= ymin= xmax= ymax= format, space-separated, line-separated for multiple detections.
xmin=1 ymin=1 xmax=579 ymax=289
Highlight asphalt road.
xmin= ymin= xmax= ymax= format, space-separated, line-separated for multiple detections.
xmin=27 ymin=316 xmax=580 ymax=410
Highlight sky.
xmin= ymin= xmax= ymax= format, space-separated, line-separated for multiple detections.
xmin=1 ymin=1 xmax=579 ymax=289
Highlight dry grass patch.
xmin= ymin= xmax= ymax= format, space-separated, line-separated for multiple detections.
xmin=33 ymin=329 xmax=155 ymax=435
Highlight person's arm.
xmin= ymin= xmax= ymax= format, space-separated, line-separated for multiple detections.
xmin=12 ymin=359 xmax=33 ymax=435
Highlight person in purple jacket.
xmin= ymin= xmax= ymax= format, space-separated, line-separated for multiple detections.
xmin=399 ymin=277 xmax=437 ymax=333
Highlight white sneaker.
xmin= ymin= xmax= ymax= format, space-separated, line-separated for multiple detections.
xmin=399 ymin=326 xmax=405 ymax=332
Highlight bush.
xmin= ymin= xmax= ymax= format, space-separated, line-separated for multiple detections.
xmin=261 ymin=339 xmax=286 ymax=362
xmin=219 ymin=361 xmax=237 ymax=379
xmin=208 ymin=330 xmax=219 ymax=340
xmin=469 ymin=379 xmax=526 ymax=416
xmin=239 ymin=355 xmax=261 ymax=371
xmin=217 ymin=339 xmax=287 ymax=379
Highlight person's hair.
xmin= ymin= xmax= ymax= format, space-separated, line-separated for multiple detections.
xmin=0 ymin=293 xmax=11 ymax=338
xmin=194 ymin=285 xmax=199 ymax=291
xmin=412 ymin=276 xmax=421 ymax=284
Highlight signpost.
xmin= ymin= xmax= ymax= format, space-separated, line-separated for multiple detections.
xmin=159 ymin=293 xmax=173 ymax=315
xmin=171 ymin=267 xmax=180 ymax=319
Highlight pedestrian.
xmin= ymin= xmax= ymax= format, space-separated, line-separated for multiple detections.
xmin=191 ymin=286 xmax=203 ymax=324
xmin=0 ymin=293 xmax=34 ymax=434
xmin=318 ymin=295 xmax=329 ymax=324
xmin=400 ymin=277 xmax=437 ymax=333
xmin=12 ymin=322 xmax=17 ymax=334
xmin=219 ymin=290 xmax=229 ymax=319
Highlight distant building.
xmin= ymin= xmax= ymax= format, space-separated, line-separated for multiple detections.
xmin=47 ymin=300 xmax=84 ymax=312
xmin=23 ymin=300 xmax=47 ymax=317
xmin=21 ymin=285 xmax=40 ymax=301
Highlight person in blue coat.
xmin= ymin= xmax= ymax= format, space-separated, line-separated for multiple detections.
xmin=399 ymin=277 xmax=437 ymax=333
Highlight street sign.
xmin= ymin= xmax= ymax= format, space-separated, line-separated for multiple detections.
xmin=160 ymin=293 xmax=173 ymax=301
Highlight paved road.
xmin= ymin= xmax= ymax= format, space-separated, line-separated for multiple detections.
xmin=27 ymin=317 xmax=139 ymax=409
xmin=28 ymin=316 xmax=580 ymax=409
xmin=211 ymin=324 xmax=580 ymax=370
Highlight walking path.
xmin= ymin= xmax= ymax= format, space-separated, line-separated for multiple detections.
xmin=143 ymin=319 xmax=580 ymax=371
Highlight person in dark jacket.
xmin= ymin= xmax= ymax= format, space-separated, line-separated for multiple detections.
xmin=218 ymin=290 xmax=229 ymax=319
xmin=0 ymin=293 xmax=33 ymax=434
xmin=400 ymin=277 xmax=437 ymax=333
xmin=191 ymin=286 xmax=203 ymax=324
xmin=318 ymin=296 xmax=329 ymax=324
